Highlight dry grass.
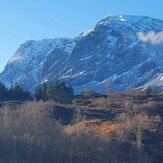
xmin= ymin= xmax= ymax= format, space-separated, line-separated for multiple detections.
xmin=0 ymin=93 xmax=162 ymax=162
xmin=64 ymin=119 xmax=120 ymax=139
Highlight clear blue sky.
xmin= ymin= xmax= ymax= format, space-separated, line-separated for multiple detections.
xmin=0 ymin=0 xmax=163 ymax=72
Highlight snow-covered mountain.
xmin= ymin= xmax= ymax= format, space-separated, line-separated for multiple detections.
xmin=1 ymin=15 xmax=163 ymax=94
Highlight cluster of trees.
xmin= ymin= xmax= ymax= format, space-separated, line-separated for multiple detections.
xmin=34 ymin=81 xmax=74 ymax=100
xmin=0 ymin=82 xmax=31 ymax=101
xmin=0 ymin=79 xmax=156 ymax=102
xmin=0 ymin=81 xmax=74 ymax=102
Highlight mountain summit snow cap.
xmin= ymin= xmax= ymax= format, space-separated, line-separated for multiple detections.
xmin=96 ymin=14 xmax=159 ymax=27
xmin=105 ymin=15 xmax=128 ymax=22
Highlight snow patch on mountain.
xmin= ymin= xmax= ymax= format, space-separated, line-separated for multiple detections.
xmin=82 ymin=29 xmax=95 ymax=36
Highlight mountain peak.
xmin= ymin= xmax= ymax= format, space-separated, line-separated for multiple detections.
xmin=1 ymin=15 xmax=163 ymax=93
xmin=97 ymin=14 xmax=162 ymax=26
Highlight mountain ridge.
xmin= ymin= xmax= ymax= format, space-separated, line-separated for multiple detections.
xmin=1 ymin=14 xmax=163 ymax=94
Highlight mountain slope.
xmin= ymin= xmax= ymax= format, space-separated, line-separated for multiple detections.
xmin=1 ymin=15 xmax=163 ymax=93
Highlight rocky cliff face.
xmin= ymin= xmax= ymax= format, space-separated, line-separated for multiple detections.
xmin=1 ymin=15 xmax=163 ymax=93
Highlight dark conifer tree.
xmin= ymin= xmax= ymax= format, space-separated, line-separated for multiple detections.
xmin=41 ymin=83 xmax=47 ymax=100
xmin=46 ymin=82 xmax=54 ymax=99
xmin=146 ymin=86 xmax=152 ymax=96
xmin=34 ymin=86 xmax=42 ymax=100
xmin=0 ymin=82 xmax=6 ymax=100
xmin=34 ymin=81 xmax=74 ymax=101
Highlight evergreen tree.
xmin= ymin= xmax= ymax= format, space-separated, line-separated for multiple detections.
xmin=22 ymin=91 xmax=32 ymax=101
xmin=12 ymin=83 xmax=24 ymax=100
xmin=34 ymin=86 xmax=42 ymax=100
xmin=53 ymin=80 xmax=61 ymax=97
xmin=41 ymin=83 xmax=47 ymax=100
xmin=53 ymin=81 xmax=74 ymax=98
xmin=0 ymin=82 xmax=6 ymax=100
xmin=66 ymin=86 xmax=74 ymax=97
xmin=8 ymin=84 xmax=14 ymax=100
xmin=34 ymin=81 xmax=74 ymax=100
xmin=46 ymin=82 xmax=54 ymax=99
xmin=146 ymin=86 xmax=152 ymax=96
xmin=8 ymin=83 xmax=31 ymax=101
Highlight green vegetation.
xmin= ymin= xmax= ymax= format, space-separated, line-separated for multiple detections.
xmin=0 ymin=82 xmax=31 ymax=101
xmin=34 ymin=81 xmax=74 ymax=100
xmin=0 ymin=81 xmax=74 ymax=102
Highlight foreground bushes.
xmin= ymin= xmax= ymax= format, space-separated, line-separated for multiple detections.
xmin=0 ymin=100 xmax=158 ymax=163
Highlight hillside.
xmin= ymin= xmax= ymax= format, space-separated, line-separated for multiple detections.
xmin=0 ymin=91 xmax=163 ymax=162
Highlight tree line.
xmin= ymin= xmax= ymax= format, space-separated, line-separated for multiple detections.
xmin=0 ymin=80 xmax=155 ymax=102
xmin=34 ymin=81 xmax=74 ymax=100
xmin=0 ymin=82 xmax=31 ymax=101
xmin=0 ymin=81 xmax=74 ymax=101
